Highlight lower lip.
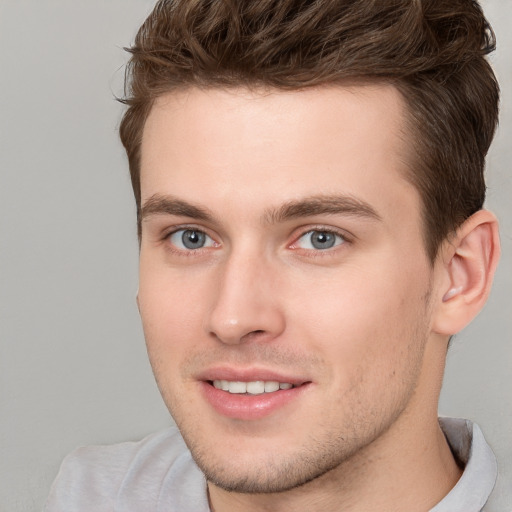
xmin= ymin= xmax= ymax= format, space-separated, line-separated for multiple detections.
xmin=200 ymin=381 xmax=310 ymax=420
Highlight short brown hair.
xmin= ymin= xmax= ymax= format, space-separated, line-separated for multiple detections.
xmin=119 ymin=0 xmax=499 ymax=260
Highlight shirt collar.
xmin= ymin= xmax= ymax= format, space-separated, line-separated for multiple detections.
xmin=153 ymin=417 xmax=497 ymax=512
xmin=430 ymin=417 xmax=497 ymax=512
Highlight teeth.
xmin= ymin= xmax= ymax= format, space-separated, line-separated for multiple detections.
xmin=246 ymin=381 xmax=265 ymax=394
xmin=264 ymin=381 xmax=280 ymax=392
xmin=212 ymin=380 xmax=295 ymax=394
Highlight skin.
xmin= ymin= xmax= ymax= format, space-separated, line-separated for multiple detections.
xmin=137 ymin=84 xmax=488 ymax=511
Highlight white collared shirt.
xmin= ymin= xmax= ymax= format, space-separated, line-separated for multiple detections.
xmin=45 ymin=417 xmax=497 ymax=511
xmin=432 ymin=418 xmax=497 ymax=512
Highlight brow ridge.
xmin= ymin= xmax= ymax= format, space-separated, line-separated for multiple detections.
xmin=141 ymin=194 xmax=213 ymax=222
xmin=264 ymin=194 xmax=381 ymax=224
xmin=140 ymin=193 xmax=381 ymax=226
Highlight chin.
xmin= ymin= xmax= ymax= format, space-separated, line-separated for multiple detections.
xmin=196 ymin=452 xmax=338 ymax=494
xmin=180 ymin=425 xmax=363 ymax=495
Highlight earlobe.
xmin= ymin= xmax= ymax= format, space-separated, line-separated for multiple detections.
xmin=433 ymin=210 xmax=500 ymax=336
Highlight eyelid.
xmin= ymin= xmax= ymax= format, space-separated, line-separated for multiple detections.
xmin=163 ymin=224 xmax=220 ymax=252
xmin=158 ymin=223 xmax=352 ymax=256
xmin=288 ymin=225 xmax=353 ymax=251
xmin=163 ymin=223 xmax=215 ymax=239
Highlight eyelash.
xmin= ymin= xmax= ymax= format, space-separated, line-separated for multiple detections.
xmin=289 ymin=226 xmax=351 ymax=257
xmin=162 ymin=225 xmax=218 ymax=256
xmin=161 ymin=225 xmax=352 ymax=256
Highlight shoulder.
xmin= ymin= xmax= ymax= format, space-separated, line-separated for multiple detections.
xmin=44 ymin=427 xmax=206 ymax=511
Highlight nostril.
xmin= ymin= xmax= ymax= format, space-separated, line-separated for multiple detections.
xmin=240 ymin=330 xmax=266 ymax=342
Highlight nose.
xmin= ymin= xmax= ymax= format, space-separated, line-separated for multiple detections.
xmin=206 ymin=250 xmax=286 ymax=345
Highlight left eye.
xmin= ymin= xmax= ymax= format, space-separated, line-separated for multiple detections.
xmin=295 ymin=230 xmax=345 ymax=250
xmin=168 ymin=229 xmax=216 ymax=250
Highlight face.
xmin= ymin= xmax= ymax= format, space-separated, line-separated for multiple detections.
xmin=138 ymin=85 xmax=437 ymax=494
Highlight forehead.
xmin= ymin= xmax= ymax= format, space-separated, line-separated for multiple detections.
xmin=140 ymin=85 xmax=420 ymax=229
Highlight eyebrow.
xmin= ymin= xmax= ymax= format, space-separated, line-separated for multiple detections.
xmin=140 ymin=193 xmax=382 ymax=225
xmin=141 ymin=194 xmax=214 ymax=222
xmin=263 ymin=195 xmax=382 ymax=224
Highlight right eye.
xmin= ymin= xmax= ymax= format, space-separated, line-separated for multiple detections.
xmin=168 ymin=229 xmax=216 ymax=250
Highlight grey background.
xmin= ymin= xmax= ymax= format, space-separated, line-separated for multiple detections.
xmin=0 ymin=1 xmax=510 ymax=510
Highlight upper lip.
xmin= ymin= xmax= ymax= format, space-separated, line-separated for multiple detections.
xmin=196 ymin=367 xmax=311 ymax=386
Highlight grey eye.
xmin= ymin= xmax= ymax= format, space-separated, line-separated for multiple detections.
xmin=296 ymin=230 xmax=344 ymax=250
xmin=169 ymin=229 xmax=214 ymax=250
xmin=182 ymin=230 xmax=205 ymax=249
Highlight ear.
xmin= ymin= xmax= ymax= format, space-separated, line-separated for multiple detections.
xmin=432 ymin=210 xmax=500 ymax=336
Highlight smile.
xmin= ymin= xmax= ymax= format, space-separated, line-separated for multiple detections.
xmin=212 ymin=380 xmax=295 ymax=394
xmin=201 ymin=375 xmax=311 ymax=420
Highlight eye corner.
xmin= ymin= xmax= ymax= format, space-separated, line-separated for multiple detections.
xmin=165 ymin=226 xmax=219 ymax=253
xmin=292 ymin=228 xmax=347 ymax=252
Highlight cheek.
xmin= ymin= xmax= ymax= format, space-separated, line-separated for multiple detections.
xmin=138 ymin=262 xmax=210 ymax=365
xmin=137 ymin=269 xmax=209 ymax=420
xmin=288 ymin=264 xmax=430 ymax=434
xmin=287 ymin=257 xmax=430 ymax=379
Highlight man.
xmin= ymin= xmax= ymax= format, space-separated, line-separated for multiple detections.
xmin=45 ymin=0 xmax=501 ymax=510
